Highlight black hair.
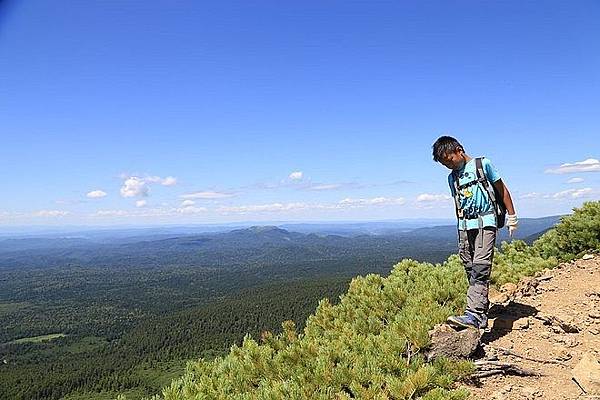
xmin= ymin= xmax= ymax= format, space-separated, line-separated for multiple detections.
xmin=432 ymin=136 xmax=464 ymax=162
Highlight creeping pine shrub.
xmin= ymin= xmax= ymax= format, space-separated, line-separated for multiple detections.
xmin=121 ymin=201 xmax=599 ymax=400
xmin=490 ymin=200 xmax=600 ymax=285
xmin=533 ymin=201 xmax=600 ymax=261
xmin=490 ymin=240 xmax=559 ymax=286
xmin=143 ymin=260 xmax=473 ymax=400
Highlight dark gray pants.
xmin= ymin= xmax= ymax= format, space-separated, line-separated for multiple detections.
xmin=458 ymin=227 xmax=497 ymax=326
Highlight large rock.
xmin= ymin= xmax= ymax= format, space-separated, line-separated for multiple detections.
xmin=572 ymin=352 xmax=600 ymax=395
xmin=426 ymin=324 xmax=481 ymax=361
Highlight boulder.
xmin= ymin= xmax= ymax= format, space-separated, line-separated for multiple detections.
xmin=425 ymin=323 xmax=481 ymax=361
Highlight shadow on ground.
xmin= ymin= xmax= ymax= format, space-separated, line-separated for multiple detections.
xmin=482 ymin=301 xmax=539 ymax=344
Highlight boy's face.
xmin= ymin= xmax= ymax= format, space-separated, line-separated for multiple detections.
xmin=439 ymin=149 xmax=465 ymax=170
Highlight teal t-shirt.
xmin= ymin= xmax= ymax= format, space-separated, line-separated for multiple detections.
xmin=447 ymin=157 xmax=501 ymax=231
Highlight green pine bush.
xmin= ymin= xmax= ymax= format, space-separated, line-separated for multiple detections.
xmin=533 ymin=201 xmax=600 ymax=261
xmin=118 ymin=201 xmax=599 ymax=400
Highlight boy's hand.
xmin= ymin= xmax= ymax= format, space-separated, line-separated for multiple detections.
xmin=507 ymin=214 xmax=518 ymax=237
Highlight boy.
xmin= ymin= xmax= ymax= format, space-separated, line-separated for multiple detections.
xmin=432 ymin=136 xmax=518 ymax=330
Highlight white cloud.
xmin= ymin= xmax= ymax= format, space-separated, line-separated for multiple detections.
xmin=217 ymin=202 xmax=309 ymax=214
xmin=416 ymin=193 xmax=452 ymax=202
xmin=552 ymin=188 xmax=593 ymax=199
xmin=216 ymin=197 xmax=406 ymax=215
xmin=120 ymin=177 xmax=149 ymax=198
xmin=181 ymin=199 xmax=195 ymax=207
xmin=86 ymin=190 xmax=107 ymax=199
xmin=146 ymin=175 xmax=177 ymax=186
xmin=306 ymin=183 xmax=343 ymax=191
xmin=119 ymin=175 xmax=177 ymax=198
xmin=413 ymin=193 xmax=452 ymax=209
xmin=545 ymin=158 xmax=600 ymax=174
xmin=161 ymin=176 xmax=177 ymax=186
xmin=136 ymin=200 xmax=147 ymax=208
xmin=95 ymin=209 xmax=130 ymax=216
xmin=338 ymin=197 xmax=405 ymax=207
xmin=567 ymin=177 xmax=584 ymax=184
xmin=94 ymin=206 xmax=207 ymax=218
xmin=242 ymin=177 xmax=369 ymax=192
xmin=289 ymin=171 xmax=303 ymax=181
xmin=519 ymin=192 xmax=540 ymax=199
xmin=176 ymin=206 xmax=208 ymax=214
xmin=33 ymin=210 xmax=70 ymax=217
xmin=180 ymin=191 xmax=236 ymax=199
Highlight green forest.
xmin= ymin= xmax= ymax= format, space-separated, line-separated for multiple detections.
xmin=1 ymin=225 xmax=463 ymax=399
xmin=132 ymin=201 xmax=599 ymax=400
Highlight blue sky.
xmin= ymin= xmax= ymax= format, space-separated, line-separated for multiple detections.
xmin=1 ymin=1 xmax=599 ymax=226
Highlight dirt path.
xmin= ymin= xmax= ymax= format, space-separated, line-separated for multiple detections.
xmin=462 ymin=254 xmax=600 ymax=399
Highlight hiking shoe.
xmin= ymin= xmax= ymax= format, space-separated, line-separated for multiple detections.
xmin=446 ymin=313 xmax=481 ymax=330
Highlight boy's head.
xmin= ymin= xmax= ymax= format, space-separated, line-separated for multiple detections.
xmin=432 ymin=136 xmax=466 ymax=170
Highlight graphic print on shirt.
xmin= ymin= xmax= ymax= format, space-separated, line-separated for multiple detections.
xmin=448 ymin=157 xmax=502 ymax=230
xmin=458 ymin=171 xmax=481 ymax=219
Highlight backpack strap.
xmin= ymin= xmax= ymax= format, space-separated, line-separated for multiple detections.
xmin=451 ymin=169 xmax=464 ymax=220
xmin=475 ymin=157 xmax=505 ymax=243
xmin=475 ymin=157 xmax=499 ymax=207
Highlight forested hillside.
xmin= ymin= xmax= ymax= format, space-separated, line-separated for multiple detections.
xmin=138 ymin=201 xmax=599 ymax=400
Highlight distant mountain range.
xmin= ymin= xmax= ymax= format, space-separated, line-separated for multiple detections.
xmin=0 ymin=215 xmax=563 ymax=271
xmin=407 ymin=215 xmax=563 ymax=244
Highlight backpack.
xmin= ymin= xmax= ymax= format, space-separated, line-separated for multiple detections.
xmin=451 ymin=157 xmax=507 ymax=228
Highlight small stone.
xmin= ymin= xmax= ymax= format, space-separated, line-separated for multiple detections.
xmin=519 ymin=276 xmax=539 ymax=296
xmin=572 ymin=352 xmax=600 ymax=394
xmin=489 ymin=287 xmax=510 ymax=305
xmin=554 ymin=347 xmax=572 ymax=361
xmin=492 ymin=316 xmax=528 ymax=331
xmin=513 ymin=317 xmax=530 ymax=330
xmin=491 ymin=384 xmax=513 ymax=399
xmin=558 ymin=335 xmax=580 ymax=348
xmin=590 ymin=312 xmax=600 ymax=319
xmin=501 ymin=282 xmax=518 ymax=296
xmin=521 ymin=386 xmax=541 ymax=398
xmin=589 ymin=328 xmax=600 ymax=336
xmin=582 ymin=254 xmax=594 ymax=260
xmin=536 ymin=273 xmax=553 ymax=282
xmin=551 ymin=326 xmax=564 ymax=334
xmin=549 ymin=314 xmax=581 ymax=333
xmin=540 ymin=331 xmax=551 ymax=339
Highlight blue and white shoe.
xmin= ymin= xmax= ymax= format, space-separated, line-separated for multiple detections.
xmin=446 ymin=313 xmax=483 ymax=330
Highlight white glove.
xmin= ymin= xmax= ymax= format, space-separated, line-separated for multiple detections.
xmin=507 ymin=214 xmax=518 ymax=237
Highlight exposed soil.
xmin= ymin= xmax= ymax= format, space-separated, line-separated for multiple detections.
xmin=461 ymin=254 xmax=600 ymax=399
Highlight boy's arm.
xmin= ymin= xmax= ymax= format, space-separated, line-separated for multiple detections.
xmin=493 ymin=179 xmax=518 ymax=236
xmin=492 ymin=179 xmax=516 ymax=215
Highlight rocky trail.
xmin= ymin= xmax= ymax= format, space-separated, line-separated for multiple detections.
xmin=431 ymin=254 xmax=600 ymax=399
